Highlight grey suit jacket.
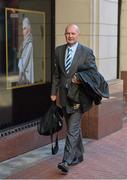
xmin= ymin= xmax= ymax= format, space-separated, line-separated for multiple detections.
xmin=51 ymin=43 xmax=97 ymax=111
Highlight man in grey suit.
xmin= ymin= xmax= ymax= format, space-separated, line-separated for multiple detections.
xmin=51 ymin=24 xmax=98 ymax=174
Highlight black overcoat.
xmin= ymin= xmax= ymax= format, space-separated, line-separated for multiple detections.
xmin=67 ymin=64 xmax=109 ymax=112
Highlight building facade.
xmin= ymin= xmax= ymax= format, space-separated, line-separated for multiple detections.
xmin=55 ymin=0 xmax=119 ymax=81
xmin=0 ymin=0 xmax=126 ymax=161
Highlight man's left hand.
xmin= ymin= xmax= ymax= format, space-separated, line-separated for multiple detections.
xmin=72 ymin=74 xmax=81 ymax=84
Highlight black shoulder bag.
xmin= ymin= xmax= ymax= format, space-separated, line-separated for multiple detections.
xmin=37 ymin=102 xmax=63 ymax=155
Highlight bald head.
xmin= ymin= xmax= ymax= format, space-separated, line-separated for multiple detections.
xmin=65 ymin=24 xmax=80 ymax=34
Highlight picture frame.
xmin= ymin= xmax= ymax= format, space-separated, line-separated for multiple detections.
xmin=5 ymin=8 xmax=45 ymax=89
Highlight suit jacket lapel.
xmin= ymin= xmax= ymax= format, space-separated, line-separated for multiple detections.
xmin=60 ymin=45 xmax=67 ymax=75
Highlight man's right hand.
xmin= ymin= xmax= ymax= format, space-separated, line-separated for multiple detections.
xmin=51 ymin=95 xmax=57 ymax=101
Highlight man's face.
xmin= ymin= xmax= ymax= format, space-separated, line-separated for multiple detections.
xmin=65 ymin=25 xmax=79 ymax=46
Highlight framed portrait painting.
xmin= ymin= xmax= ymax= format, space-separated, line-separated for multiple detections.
xmin=5 ymin=8 xmax=45 ymax=89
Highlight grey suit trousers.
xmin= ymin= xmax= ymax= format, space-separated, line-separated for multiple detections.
xmin=62 ymin=109 xmax=84 ymax=164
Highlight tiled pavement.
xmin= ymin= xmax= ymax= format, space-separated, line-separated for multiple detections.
xmin=1 ymin=122 xmax=127 ymax=179
xmin=0 ymin=138 xmax=92 ymax=179
xmin=0 ymin=139 xmax=65 ymax=179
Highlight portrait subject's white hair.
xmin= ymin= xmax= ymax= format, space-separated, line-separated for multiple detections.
xmin=22 ymin=17 xmax=31 ymax=29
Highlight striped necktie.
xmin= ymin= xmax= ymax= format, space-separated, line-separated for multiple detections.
xmin=65 ymin=48 xmax=72 ymax=73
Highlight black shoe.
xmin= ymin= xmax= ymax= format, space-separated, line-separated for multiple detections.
xmin=70 ymin=156 xmax=83 ymax=166
xmin=58 ymin=161 xmax=69 ymax=174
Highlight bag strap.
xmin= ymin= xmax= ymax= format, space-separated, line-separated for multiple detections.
xmin=51 ymin=132 xmax=59 ymax=155
xmin=50 ymin=101 xmax=60 ymax=155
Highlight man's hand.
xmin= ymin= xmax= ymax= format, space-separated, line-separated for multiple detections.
xmin=51 ymin=95 xmax=57 ymax=101
xmin=72 ymin=74 xmax=81 ymax=84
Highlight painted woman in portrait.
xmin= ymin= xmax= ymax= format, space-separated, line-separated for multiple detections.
xmin=18 ymin=17 xmax=34 ymax=84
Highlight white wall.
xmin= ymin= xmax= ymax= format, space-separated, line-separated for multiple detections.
xmin=98 ymin=0 xmax=118 ymax=80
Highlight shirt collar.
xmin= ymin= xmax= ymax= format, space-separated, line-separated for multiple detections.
xmin=67 ymin=42 xmax=78 ymax=52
